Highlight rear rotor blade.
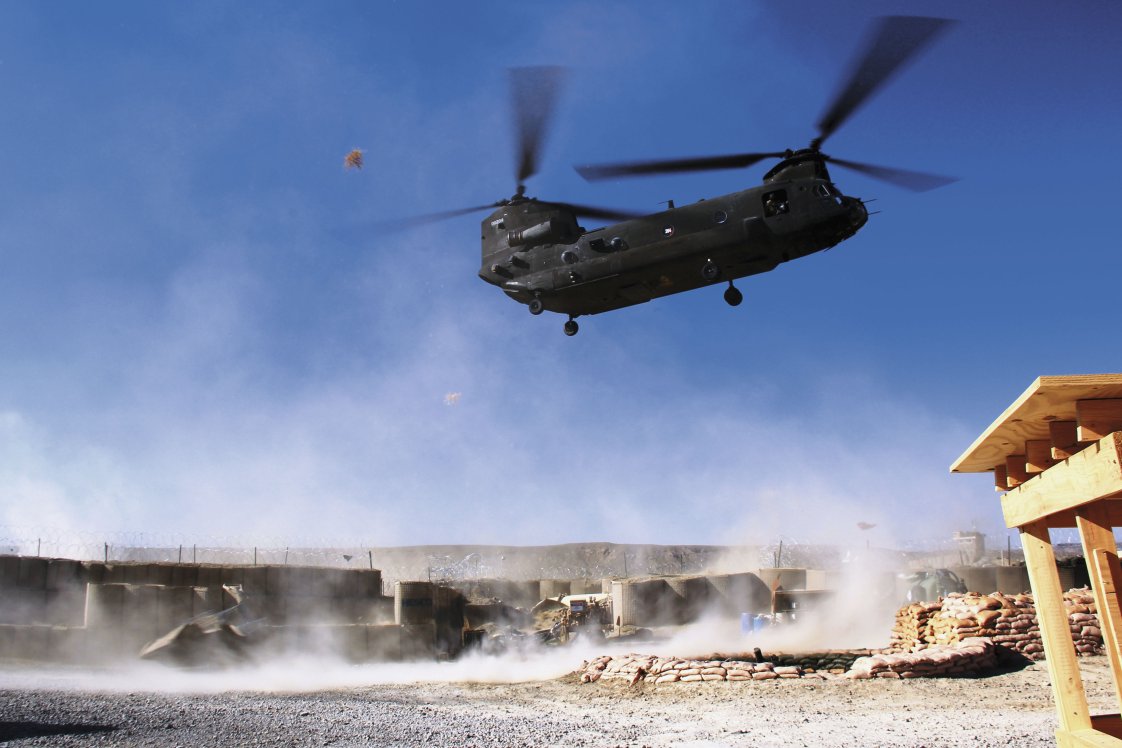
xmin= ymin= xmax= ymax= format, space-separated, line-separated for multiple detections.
xmin=816 ymin=16 xmax=955 ymax=147
xmin=511 ymin=66 xmax=567 ymax=186
xmin=543 ymin=201 xmax=646 ymax=222
xmin=826 ymin=156 xmax=956 ymax=192
xmin=576 ymin=152 xmax=786 ymax=181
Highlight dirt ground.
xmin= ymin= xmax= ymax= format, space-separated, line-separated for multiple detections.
xmin=0 ymin=657 xmax=1116 ymax=747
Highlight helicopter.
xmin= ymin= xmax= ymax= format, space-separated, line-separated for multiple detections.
xmin=395 ymin=16 xmax=956 ymax=336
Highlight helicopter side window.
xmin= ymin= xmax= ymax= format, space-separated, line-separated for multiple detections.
xmin=763 ymin=189 xmax=788 ymax=217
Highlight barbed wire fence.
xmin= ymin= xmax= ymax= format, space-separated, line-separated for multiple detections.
xmin=0 ymin=525 xmax=991 ymax=584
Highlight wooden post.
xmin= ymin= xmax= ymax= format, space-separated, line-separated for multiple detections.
xmin=1021 ymin=519 xmax=1091 ymax=733
xmin=1077 ymin=506 xmax=1122 ymax=713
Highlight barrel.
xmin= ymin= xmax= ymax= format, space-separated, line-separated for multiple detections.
xmin=394 ymin=581 xmax=434 ymax=625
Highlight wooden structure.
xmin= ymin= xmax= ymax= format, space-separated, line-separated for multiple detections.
xmin=952 ymin=374 xmax=1122 ymax=747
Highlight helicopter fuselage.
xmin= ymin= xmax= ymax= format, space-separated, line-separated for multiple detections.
xmin=478 ymin=161 xmax=868 ymax=318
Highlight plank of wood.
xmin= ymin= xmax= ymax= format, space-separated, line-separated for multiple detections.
xmin=995 ymin=465 xmax=1010 ymax=492
xmin=1077 ymin=507 xmax=1122 ymax=714
xmin=1028 ymin=439 xmax=1060 ymax=473
xmin=1007 ymin=455 xmax=1030 ymax=488
xmin=1080 ymin=400 xmax=1122 ymax=442
xmin=1060 ymin=724 xmax=1122 ymax=747
xmin=1002 ymin=433 xmax=1122 ymax=529
xmin=1022 ymin=519 xmax=1092 ymax=734
xmin=952 ymin=374 xmax=1122 ymax=474
xmin=1046 ymin=501 xmax=1122 ymax=528
xmin=1054 ymin=421 xmax=1084 ymax=460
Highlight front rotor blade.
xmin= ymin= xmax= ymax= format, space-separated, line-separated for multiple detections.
xmin=376 ymin=203 xmax=500 ymax=232
xmin=575 ymin=152 xmax=785 ymax=181
xmin=511 ymin=66 xmax=567 ymax=186
xmin=827 ymin=156 xmax=956 ymax=192
xmin=816 ymin=16 xmax=955 ymax=146
xmin=545 ymin=201 xmax=645 ymax=222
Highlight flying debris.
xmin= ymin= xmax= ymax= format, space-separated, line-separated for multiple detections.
xmin=344 ymin=149 xmax=364 ymax=170
xmin=444 ymin=392 xmax=463 ymax=406
xmin=857 ymin=522 xmax=877 ymax=531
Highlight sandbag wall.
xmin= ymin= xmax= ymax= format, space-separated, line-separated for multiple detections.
xmin=890 ymin=589 xmax=1102 ymax=660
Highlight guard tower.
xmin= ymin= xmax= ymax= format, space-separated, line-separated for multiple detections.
xmin=952 ymin=374 xmax=1122 ymax=747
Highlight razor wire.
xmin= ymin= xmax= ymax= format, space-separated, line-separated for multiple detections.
xmin=0 ymin=525 xmax=1016 ymax=581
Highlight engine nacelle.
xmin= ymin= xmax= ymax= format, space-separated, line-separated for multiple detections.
xmin=507 ymin=218 xmax=564 ymax=248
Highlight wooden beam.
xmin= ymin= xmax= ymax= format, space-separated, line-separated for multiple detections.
xmin=1002 ymin=433 xmax=1122 ymax=529
xmin=1090 ymin=714 xmax=1122 ymax=740
xmin=1058 ymin=726 xmax=1122 ymax=747
xmin=1047 ymin=501 xmax=1122 ymax=528
xmin=1079 ymin=400 xmax=1122 ymax=442
xmin=995 ymin=465 xmax=1009 ymax=492
xmin=1007 ymin=454 xmax=1030 ymax=488
xmin=1029 ymin=439 xmax=1060 ymax=473
xmin=1053 ymin=421 xmax=1083 ymax=460
xmin=1078 ymin=506 xmax=1122 ymax=714
xmin=1023 ymin=519 xmax=1092 ymax=733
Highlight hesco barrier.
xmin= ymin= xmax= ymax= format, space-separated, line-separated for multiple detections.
xmin=666 ymin=575 xmax=712 ymax=621
xmin=611 ymin=578 xmax=682 ymax=627
xmin=995 ymin=566 xmax=1030 ymax=594
xmin=707 ymin=573 xmax=771 ymax=615
xmin=756 ymin=568 xmax=807 ymax=592
xmin=539 ymin=579 xmax=571 ymax=599
xmin=954 ymin=566 xmax=998 ymax=594
xmin=394 ymin=581 xmax=434 ymax=625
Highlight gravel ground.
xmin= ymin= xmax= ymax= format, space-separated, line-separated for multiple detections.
xmin=0 ymin=657 xmax=1115 ymax=747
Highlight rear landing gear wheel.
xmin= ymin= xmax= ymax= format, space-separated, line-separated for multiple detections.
xmin=528 ymin=298 xmax=544 ymax=315
xmin=563 ymin=319 xmax=579 ymax=336
xmin=701 ymin=260 xmax=720 ymax=282
xmin=724 ymin=282 xmax=743 ymax=307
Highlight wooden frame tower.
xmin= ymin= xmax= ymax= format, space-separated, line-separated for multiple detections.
xmin=952 ymin=374 xmax=1122 ymax=747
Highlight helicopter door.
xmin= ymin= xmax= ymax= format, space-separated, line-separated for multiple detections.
xmin=762 ymin=189 xmax=789 ymax=219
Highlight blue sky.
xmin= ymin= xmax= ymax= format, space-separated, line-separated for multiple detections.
xmin=1 ymin=1 xmax=1120 ymax=551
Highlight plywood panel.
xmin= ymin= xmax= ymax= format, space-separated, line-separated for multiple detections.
xmin=952 ymin=375 xmax=1122 ymax=474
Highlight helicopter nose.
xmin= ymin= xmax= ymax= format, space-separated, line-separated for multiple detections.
xmin=846 ymin=197 xmax=868 ymax=230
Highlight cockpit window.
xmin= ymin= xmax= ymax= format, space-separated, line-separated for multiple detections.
xmin=815 ymin=184 xmax=835 ymax=198
xmin=763 ymin=189 xmax=789 ymax=217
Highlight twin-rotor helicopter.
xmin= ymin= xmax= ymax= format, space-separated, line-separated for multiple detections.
xmin=392 ymin=16 xmax=956 ymax=336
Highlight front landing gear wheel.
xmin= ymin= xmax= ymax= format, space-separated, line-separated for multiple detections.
xmin=563 ymin=319 xmax=579 ymax=336
xmin=528 ymin=298 xmax=544 ymax=315
xmin=724 ymin=282 xmax=743 ymax=307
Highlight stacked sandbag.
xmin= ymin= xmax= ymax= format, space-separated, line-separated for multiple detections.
xmin=577 ymin=653 xmax=824 ymax=685
xmin=888 ymin=589 xmax=1102 ymax=661
xmin=890 ymin=601 xmax=942 ymax=652
xmin=847 ymin=637 xmax=997 ymax=679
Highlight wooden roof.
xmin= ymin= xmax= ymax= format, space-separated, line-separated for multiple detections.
xmin=951 ymin=374 xmax=1122 ymax=474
